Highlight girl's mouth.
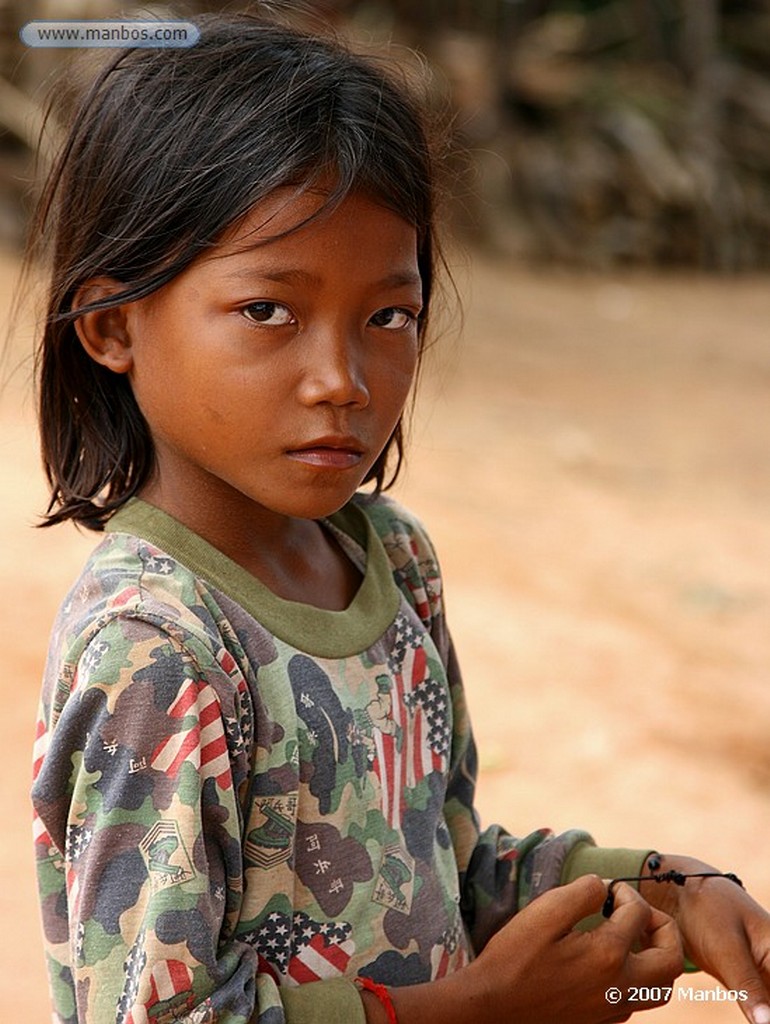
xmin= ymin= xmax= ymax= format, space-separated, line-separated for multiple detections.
xmin=285 ymin=436 xmax=365 ymax=469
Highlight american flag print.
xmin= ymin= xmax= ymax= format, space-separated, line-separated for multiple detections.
xmin=63 ymin=821 xmax=94 ymax=922
xmin=116 ymin=932 xmax=147 ymax=1024
xmin=150 ymin=678 xmax=231 ymax=790
xmin=430 ymin=920 xmax=470 ymax=979
xmin=372 ymin=614 xmax=450 ymax=831
xmin=121 ymin=957 xmax=195 ymax=1024
xmin=245 ymin=910 xmax=354 ymax=987
xmin=32 ymin=718 xmax=55 ymax=850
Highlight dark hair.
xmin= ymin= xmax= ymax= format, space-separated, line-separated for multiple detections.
xmin=32 ymin=11 xmax=444 ymax=529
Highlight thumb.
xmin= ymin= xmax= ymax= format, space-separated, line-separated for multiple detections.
xmin=712 ymin=943 xmax=770 ymax=1024
xmin=738 ymin=976 xmax=770 ymax=1024
xmin=527 ymin=875 xmax=607 ymax=939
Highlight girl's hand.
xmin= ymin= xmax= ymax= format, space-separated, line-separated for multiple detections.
xmin=641 ymin=855 xmax=770 ymax=1024
xmin=461 ymin=875 xmax=682 ymax=1024
xmin=378 ymin=875 xmax=683 ymax=1024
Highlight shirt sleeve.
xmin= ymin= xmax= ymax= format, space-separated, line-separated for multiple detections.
xmin=440 ymin=634 xmax=649 ymax=953
xmin=32 ymin=614 xmax=365 ymax=1024
xmin=372 ymin=498 xmax=650 ymax=955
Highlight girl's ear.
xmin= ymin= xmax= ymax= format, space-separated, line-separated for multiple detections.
xmin=72 ymin=277 xmax=133 ymax=374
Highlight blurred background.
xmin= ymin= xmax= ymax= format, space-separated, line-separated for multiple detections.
xmin=3 ymin=0 xmax=770 ymax=265
xmin=2 ymin=2 xmax=770 ymax=1021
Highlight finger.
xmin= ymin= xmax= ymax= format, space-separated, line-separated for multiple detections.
xmin=609 ymin=885 xmax=683 ymax=984
xmin=630 ymin=907 xmax=683 ymax=980
xmin=749 ymin=1005 xmax=770 ymax=1024
xmin=713 ymin=941 xmax=770 ymax=1024
xmin=640 ymin=905 xmax=681 ymax=952
xmin=605 ymin=883 xmax=653 ymax=945
xmin=618 ymin=893 xmax=683 ymax=980
xmin=527 ymin=875 xmax=608 ymax=939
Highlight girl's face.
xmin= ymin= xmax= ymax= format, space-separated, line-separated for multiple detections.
xmin=90 ymin=189 xmax=422 ymax=531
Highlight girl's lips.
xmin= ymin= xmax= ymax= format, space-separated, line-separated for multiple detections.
xmin=285 ymin=445 xmax=364 ymax=469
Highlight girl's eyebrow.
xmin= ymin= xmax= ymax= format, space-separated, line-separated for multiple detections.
xmin=222 ymin=267 xmax=319 ymax=286
xmin=220 ymin=266 xmax=422 ymax=290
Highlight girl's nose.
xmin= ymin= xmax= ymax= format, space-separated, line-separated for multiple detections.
xmin=297 ymin=328 xmax=370 ymax=409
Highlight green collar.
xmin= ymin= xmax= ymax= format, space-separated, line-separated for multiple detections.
xmin=106 ymin=498 xmax=400 ymax=658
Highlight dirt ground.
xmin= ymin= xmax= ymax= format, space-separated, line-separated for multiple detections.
xmin=1 ymin=247 xmax=769 ymax=1022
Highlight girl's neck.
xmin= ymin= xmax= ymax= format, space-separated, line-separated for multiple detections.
xmin=138 ymin=479 xmax=362 ymax=611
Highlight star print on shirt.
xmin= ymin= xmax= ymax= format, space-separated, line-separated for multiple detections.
xmin=244 ymin=910 xmax=355 ymax=985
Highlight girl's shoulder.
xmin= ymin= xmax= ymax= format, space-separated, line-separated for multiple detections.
xmin=59 ymin=529 xmax=206 ymax=628
xmin=350 ymin=492 xmax=444 ymax=626
xmin=47 ymin=529 xmax=226 ymax=681
xmin=37 ymin=531 xmax=254 ymax=797
xmin=352 ymin=491 xmax=438 ymax=558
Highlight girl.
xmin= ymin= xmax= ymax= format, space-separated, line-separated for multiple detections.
xmin=30 ymin=11 xmax=770 ymax=1024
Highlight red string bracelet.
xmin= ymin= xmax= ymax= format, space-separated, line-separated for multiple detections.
xmin=356 ymin=977 xmax=398 ymax=1024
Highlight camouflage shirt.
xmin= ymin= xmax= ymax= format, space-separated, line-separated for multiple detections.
xmin=32 ymin=494 xmax=647 ymax=1024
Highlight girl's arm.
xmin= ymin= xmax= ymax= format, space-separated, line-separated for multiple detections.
xmin=640 ymin=854 xmax=770 ymax=1024
xmin=33 ymin=616 xmax=296 ymax=1024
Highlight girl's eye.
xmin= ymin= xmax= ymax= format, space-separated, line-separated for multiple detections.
xmin=241 ymin=301 xmax=294 ymax=326
xmin=369 ymin=307 xmax=416 ymax=331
